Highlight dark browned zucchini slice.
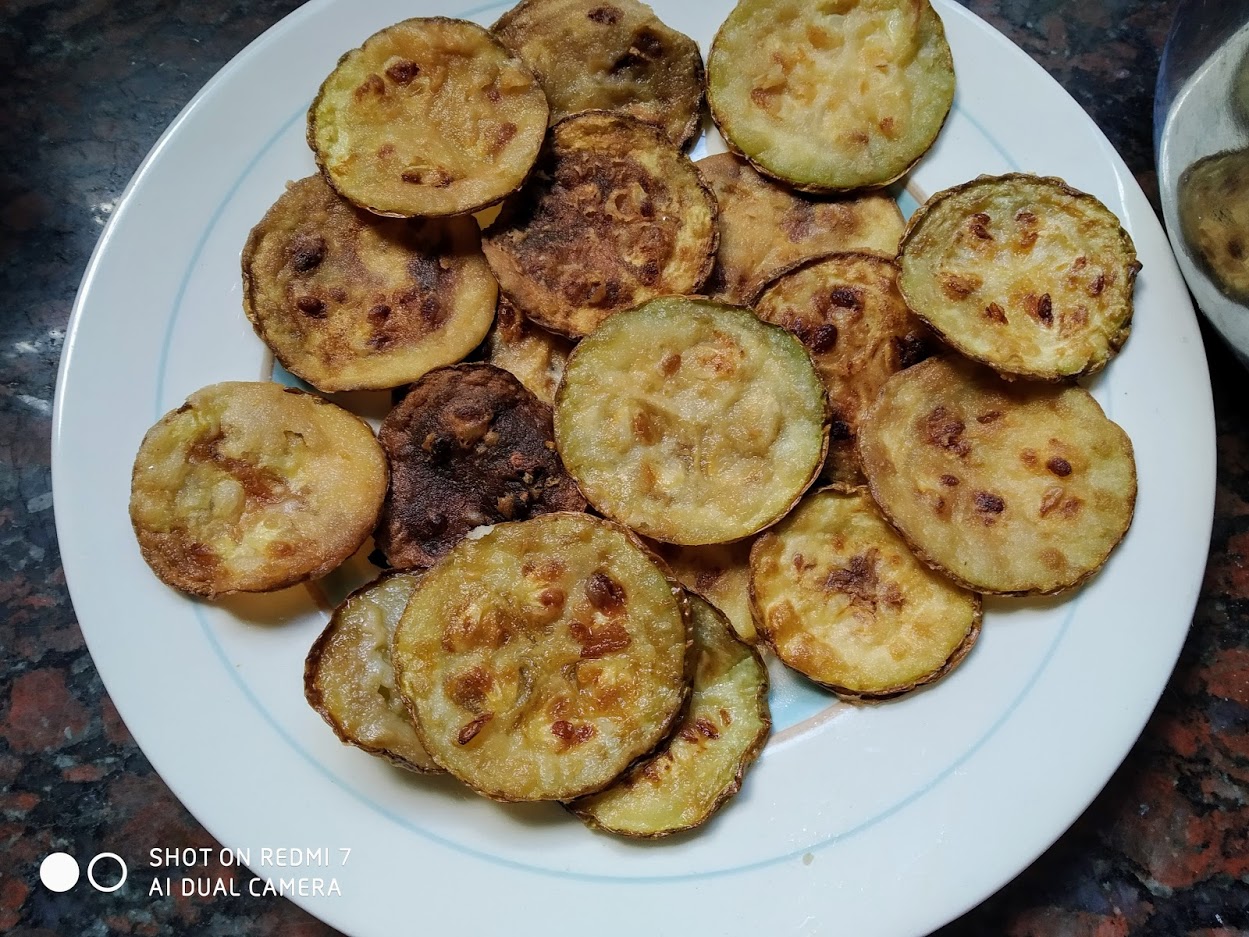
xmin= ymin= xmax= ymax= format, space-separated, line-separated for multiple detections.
xmin=697 ymin=153 xmax=905 ymax=304
xmin=750 ymin=487 xmax=980 ymax=698
xmin=493 ymin=0 xmax=704 ymax=147
xmin=554 ymin=297 xmax=828 ymax=544
xmin=648 ymin=539 xmax=757 ymax=643
xmin=897 ymin=174 xmax=1141 ymax=380
xmin=482 ymin=111 xmax=717 ymax=337
xmin=858 ymin=356 xmax=1137 ymax=596
xmin=375 ymin=363 xmax=586 ymax=570
xmin=1178 ymin=149 xmax=1249 ymax=302
xmin=305 ymin=572 xmax=440 ymax=773
xmin=242 ymin=175 xmax=497 ymax=392
xmin=569 ymin=593 xmax=769 ymax=836
xmin=129 ymin=382 xmax=387 ymax=597
xmin=308 ymin=18 xmax=548 ymax=217
xmin=484 ymin=297 xmax=577 ymax=405
xmin=391 ymin=512 xmax=691 ymax=802
xmin=706 ymin=0 xmax=955 ymax=192
xmin=754 ymin=251 xmax=930 ymax=484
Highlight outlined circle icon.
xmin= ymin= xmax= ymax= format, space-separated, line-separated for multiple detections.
xmin=87 ymin=853 xmax=128 ymax=893
xmin=40 ymin=853 xmax=80 ymax=892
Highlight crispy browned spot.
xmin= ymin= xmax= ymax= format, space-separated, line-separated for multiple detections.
xmin=355 ymin=73 xmax=385 ymax=99
xmin=974 ymin=491 xmax=1005 ymax=513
xmin=385 ymin=59 xmax=420 ymax=84
xmin=922 ymin=406 xmax=970 ymax=457
xmin=457 ymin=712 xmax=493 ymax=745
xmin=940 ymin=474 xmax=959 ymax=486
xmin=940 ymin=272 xmax=982 ymax=299
xmin=446 ymin=667 xmax=494 ymax=713
xmin=1046 ymin=457 xmax=1072 ymax=477
xmin=829 ymin=286 xmax=864 ymax=310
xmin=570 ymin=617 xmax=632 ymax=659
xmin=551 ymin=720 xmax=597 ymax=745
xmin=969 ymin=212 xmax=992 ymax=240
xmin=1034 ymin=293 xmax=1054 ymax=326
xmin=984 ymin=302 xmax=1007 ymax=324
xmin=586 ymin=571 xmax=627 ymax=614
xmin=586 ymin=5 xmax=622 ymax=24
xmin=296 ymin=296 xmax=327 ymax=317
xmin=187 ymin=432 xmax=286 ymax=503
xmin=290 ymin=235 xmax=326 ymax=273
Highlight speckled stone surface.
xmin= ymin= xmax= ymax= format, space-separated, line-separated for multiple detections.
xmin=3 ymin=0 xmax=1247 ymax=934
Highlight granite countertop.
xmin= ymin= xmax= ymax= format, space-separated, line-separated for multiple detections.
xmin=4 ymin=0 xmax=1248 ymax=934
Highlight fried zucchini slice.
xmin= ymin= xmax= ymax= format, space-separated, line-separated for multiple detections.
xmin=484 ymin=297 xmax=576 ymax=405
xmin=569 ymin=593 xmax=769 ymax=836
xmin=304 ymin=572 xmax=440 ymax=773
xmin=706 ymin=0 xmax=955 ymax=192
xmin=241 ymin=175 xmax=497 ymax=392
xmin=555 ymin=297 xmax=828 ymax=544
xmin=391 ymin=512 xmax=691 ymax=802
xmin=649 ymin=540 xmax=757 ymax=643
xmin=1178 ymin=148 xmax=1249 ymax=302
xmin=755 ymin=252 xmax=930 ymax=485
xmin=129 ymin=382 xmax=387 ymax=597
xmin=482 ymin=112 xmax=717 ymax=337
xmin=375 ymin=363 xmax=586 ymax=569
xmin=750 ymin=487 xmax=980 ymax=698
xmin=493 ymin=0 xmax=704 ymax=147
xmin=897 ymin=174 xmax=1141 ymax=380
xmin=858 ymin=357 xmax=1137 ymax=596
xmin=308 ymin=18 xmax=548 ymax=217
xmin=697 ymin=153 xmax=905 ymax=303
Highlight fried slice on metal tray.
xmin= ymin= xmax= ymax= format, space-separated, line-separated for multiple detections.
xmin=129 ymin=382 xmax=387 ymax=598
xmin=391 ymin=512 xmax=692 ymax=802
xmin=242 ymin=175 xmax=497 ymax=393
xmin=308 ymin=17 xmax=548 ymax=217
xmin=754 ymin=251 xmax=930 ymax=485
xmin=706 ymin=0 xmax=955 ymax=192
xmin=857 ymin=356 xmax=1137 ymax=596
xmin=374 ymin=363 xmax=586 ymax=570
xmin=484 ymin=297 xmax=577 ymax=405
xmin=482 ymin=111 xmax=717 ymax=337
xmin=697 ymin=153 xmax=905 ymax=304
xmin=304 ymin=572 xmax=441 ymax=773
xmin=569 ymin=592 xmax=769 ymax=836
xmin=492 ymin=0 xmax=704 ymax=147
xmin=897 ymin=173 xmax=1141 ymax=380
xmin=554 ymin=297 xmax=828 ymax=544
xmin=750 ymin=487 xmax=980 ymax=699
xmin=1178 ymin=148 xmax=1249 ymax=302
xmin=648 ymin=539 xmax=757 ymax=643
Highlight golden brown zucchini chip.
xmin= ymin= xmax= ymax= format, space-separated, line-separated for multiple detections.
xmin=858 ymin=357 xmax=1137 ymax=596
xmin=897 ymin=174 xmax=1141 ymax=380
xmin=555 ymin=297 xmax=828 ymax=544
xmin=697 ymin=153 xmax=905 ymax=304
xmin=493 ymin=0 xmax=704 ymax=147
xmin=391 ymin=512 xmax=691 ymax=802
xmin=649 ymin=540 xmax=757 ymax=643
xmin=706 ymin=0 xmax=955 ymax=192
xmin=482 ymin=112 xmax=717 ymax=337
xmin=570 ymin=593 xmax=769 ymax=836
xmin=484 ymin=297 xmax=577 ymax=405
xmin=305 ymin=572 xmax=440 ymax=773
xmin=308 ymin=18 xmax=548 ymax=217
xmin=754 ymin=251 xmax=931 ymax=484
xmin=129 ymin=382 xmax=387 ymax=598
xmin=241 ymin=175 xmax=497 ymax=393
xmin=375 ymin=363 xmax=586 ymax=569
xmin=1178 ymin=148 xmax=1249 ymax=302
xmin=750 ymin=487 xmax=980 ymax=698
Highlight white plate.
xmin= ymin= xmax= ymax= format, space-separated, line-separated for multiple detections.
xmin=53 ymin=2 xmax=1214 ymax=935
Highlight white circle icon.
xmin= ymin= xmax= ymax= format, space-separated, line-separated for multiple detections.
xmin=87 ymin=853 xmax=128 ymax=893
xmin=40 ymin=852 xmax=80 ymax=892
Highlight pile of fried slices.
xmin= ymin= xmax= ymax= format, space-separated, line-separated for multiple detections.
xmin=128 ymin=0 xmax=1140 ymax=837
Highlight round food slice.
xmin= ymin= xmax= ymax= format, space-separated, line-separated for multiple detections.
xmin=569 ymin=593 xmax=770 ymax=836
xmin=858 ymin=356 xmax=1137 ymax=596
xmin=755 ymin=252 xmax=931 ymax=485
xmin=706 ymin=0 xmax=955 ymax=192
xmin=391 ymin=512 xmax=691 ymax=802
xmin=242 ymin=175 xmax=498 ymax=392
xmin=482 ymin=111 xmax=718 ymax=337
xmin=897 ymin=174 xmax=1141 ymax=380
xmin=485 ymin=297 xmax=577 ymax=405
xmin=697 ymin=153 xmax=905 ymax=304
xmin=308 ymin=17 xmax=548 ymax=217
xmin=750 ymin=487 xmax=980 ymax=698
xmin=375 ymin=363 xmax=586 ymax=569
xmin=304 ymin=572 xmax=440 ymax=773
xmin=1178 ymin=148 xmax=1249 ymax=302
xmin=649 ymin=539 xmax=757 ymax=643
xmin=493 ymin=0 xmax=704 ymax=147
xmin=129 ymin=382 xmax=388 ymax=597
xmin=555 ymin=297 xmax=828 ymax=544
